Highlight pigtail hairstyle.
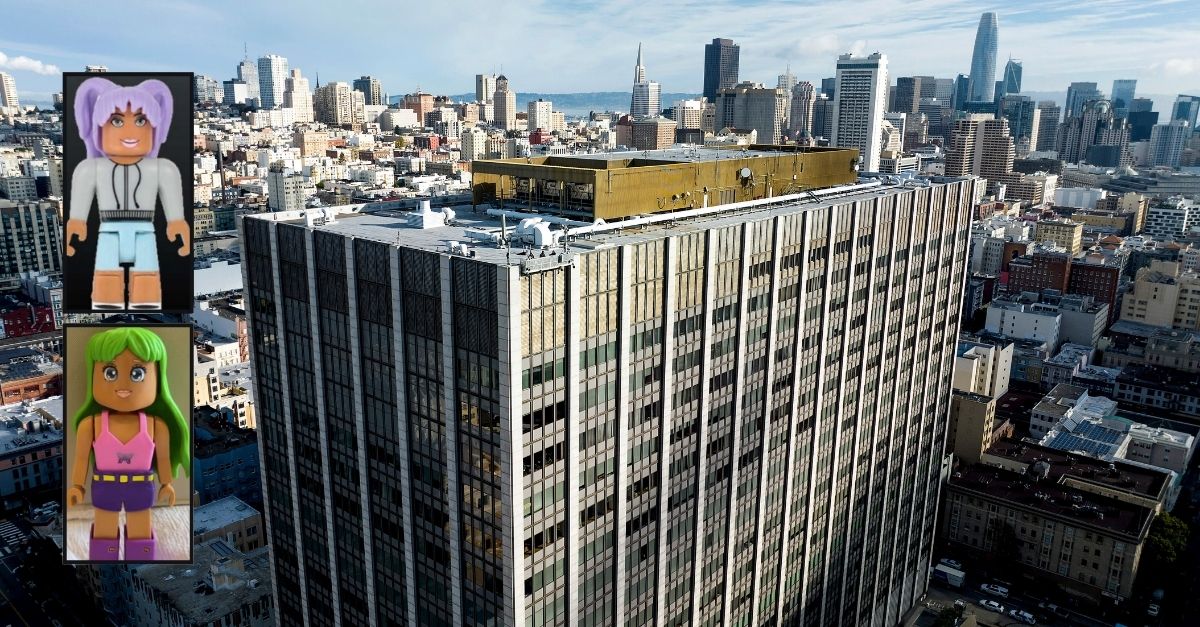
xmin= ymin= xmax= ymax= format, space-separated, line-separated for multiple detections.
xmin=74 ymin=77 xmax=175 ymax=159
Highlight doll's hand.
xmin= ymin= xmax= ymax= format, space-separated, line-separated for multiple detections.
xmin=158 ymin=484 xmax=176 ymax=507
xmin=166 ymin=220 xmax=191 ymax=256
xmin=67 ymin=485 xmax=85 ymax=506
xmin=65 ymin=219 xmax=87 ymax=257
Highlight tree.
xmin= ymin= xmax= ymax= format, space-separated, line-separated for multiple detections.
xmin=1145 ymin=512 xmax=1189 ymax=567
xmin=395 ymin=136 xmax=409 ymax=148
xmin=931 ymin=607 xmax=962 ymax=627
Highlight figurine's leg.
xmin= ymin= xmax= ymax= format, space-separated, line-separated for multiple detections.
xmin=128 ymin=227 xmax=161 ymax=310
xmin=124 ymin=508 xmax=156 ymax=560
xmin=89 ymin=508 xmax=121 ymax=561
xmin=91 ymin=231 xmax=126 ymax=309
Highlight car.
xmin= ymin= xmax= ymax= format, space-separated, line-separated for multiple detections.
xmin=1008 ymin=608 xmax=1037 ymax=624
xmin=1147 ymin=604 xmax=1160 ymax=617
xmin=939 ymin=557 xmax=964 ymax=569
xmin=980 ymin=583 xmax=1010 ymax=599
xmin=980 ymin=599 xmax=1005 ymax=613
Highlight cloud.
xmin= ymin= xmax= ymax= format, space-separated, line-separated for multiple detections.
xmin=1159 ymin=58 xmax=1200 ymax=76
xmin=0 ymin=51 xmax=60 ymax=75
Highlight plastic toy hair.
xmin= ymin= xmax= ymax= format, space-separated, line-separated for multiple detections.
xmin=73 ymin=77 xmax=174 ymax=159
xmin=72 ymin=327 xmax=190 ymax=478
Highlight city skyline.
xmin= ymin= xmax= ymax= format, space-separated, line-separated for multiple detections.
xmin=3 ymin=1 xmax=1200 ymax=102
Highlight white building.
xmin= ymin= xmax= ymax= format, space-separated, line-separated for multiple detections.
xmin=1147 ymin=121 xmax=1190 ymax=168
xmin=629 ymin=44 xmax=661 ymax=118
xmin=985 ymin=299 xmax=1062 ymax=349
xmin=1053 ymin=187 xmax=1107 ymax=209
xmin=527 ymin=99 xmax=553 ymax=132
xmin=953 ymin=340 xmax=1013 ymax=398
xmin=475 ymin=73 xmax=496 ymax=104
xmin=1144 ymin=197 xmax=1200 ymax=241
xmin=0 ymin=71 xmax=19 ymax=113
xmin=256 ymin=54 xmax=288 ymax=109
xmin=266 ymin=169 xmax=305 ymax=211
xmin=282 ymin=69 xmax=313 ymax=123
xmin=461 ymin=126 xmax=487 ymax=161
xmin=832 ymin=52 xmax=888 ymax=172
xmin=1030 ymin=383 xmax=1117 ymax=438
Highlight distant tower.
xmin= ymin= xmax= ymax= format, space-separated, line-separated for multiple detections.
xmin=703 ymin=38 xmax=740 ymax=101
xmin=494 ymin=75 xmax=517 ymax=130
xmin=1001 ymin=59 xmax=1022 ymax=96
xmin=0 ymin=72 xmax=17 ymax=112
xmin=1111 ymin=79 xmax=1136 ymax=117
xmin=237 ymin=55 xmax=260 ymax=103
xmin=833 ymin=52 xmax=889 ymax=172
xmin=475 ymin=74 xmax=496 ymax=104
xmin=353 ymin=76 xmax=383 ymax=106
xmin=967 ymin=12 xmax=998 ymax=103
xmin=630 ymin=44 xmax=661 ymax=118
xmin=789 ymin=81 xmax=816 ymax=136
xmin=257 ymin=54 xmax=289 ymax=109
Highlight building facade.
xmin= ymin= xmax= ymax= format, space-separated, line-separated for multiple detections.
xmin=832 ymin=53 xmax=888 ymax=172
xmin=243 ymin=167 xmax=980 ymax=626
xmin=703 ymin=38 xmax=740 ymax=102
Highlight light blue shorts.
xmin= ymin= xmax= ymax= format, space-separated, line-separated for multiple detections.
xmin=95 ymin=221 xmax=158 ymax=272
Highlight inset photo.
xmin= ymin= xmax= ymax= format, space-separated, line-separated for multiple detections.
xmin=63 ymin=325 xmax=192 ymax=563
xmin=62 ymin=73 xmax=194 ymax=313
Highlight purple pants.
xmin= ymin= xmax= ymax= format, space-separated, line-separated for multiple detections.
xmin=92 ymin=473 xmax=155 ymax=512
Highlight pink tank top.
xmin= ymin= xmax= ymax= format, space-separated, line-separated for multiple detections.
xmin=93 ymin=411 xmax=155 ymax=472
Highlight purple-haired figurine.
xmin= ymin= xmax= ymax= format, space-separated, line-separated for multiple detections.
xmin=66 ymin=78 xmax=189 ymax=310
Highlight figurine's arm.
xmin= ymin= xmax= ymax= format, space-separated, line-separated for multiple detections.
xmin=152 ymin=416 xmax=176 ymax=506
xmin=66 ymin=160 xmax=96 ymax=257
xmin=158 ymin=159 xmax=190 ymax=256
xmin=67 ymin=416 xmax=94 ymax=506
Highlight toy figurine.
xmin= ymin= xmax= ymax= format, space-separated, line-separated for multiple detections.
xmin=67 ymin=327 xmax=190 ymax=561
xmin=66 ymin=78 xmax=189 ymax=310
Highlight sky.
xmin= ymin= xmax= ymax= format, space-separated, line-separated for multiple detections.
xmin=3 ymin=0 xmax=1199 ymax=104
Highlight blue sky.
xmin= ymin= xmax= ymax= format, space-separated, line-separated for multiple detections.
xmin=3 ymin=0 xmax=1199 ymax=103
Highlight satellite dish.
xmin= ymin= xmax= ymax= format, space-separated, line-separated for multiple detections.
xmin=739 ymin=167 xmax=752 ymax=179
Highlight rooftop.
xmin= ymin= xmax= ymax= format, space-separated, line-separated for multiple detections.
xmin=1118 ymin=363 xmax=1200 ymax=397
xmin=0 ymin=347 xmax=60 ymax=383
xmin=250 ymin=175 xmax=975 ymax=270
xmin=1046 ymin=343 xmax=1094 ymax=367
xmin=0 ymin=396 xmax=62 ymax=455
xmin=193 ymin=496 xmax=260 ymax=536
xmin=193 ymin=406 xmax=257 ymax=457
xmin=951 ymin=440 xmax=1163 ymax=539
xmin=1040 ymin=417 xmax=1128 ymax=459
xmin=131 ymin=539 xmax=271 ymax=621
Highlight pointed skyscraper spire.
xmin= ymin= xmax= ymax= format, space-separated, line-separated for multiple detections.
xmin=634 ymin=43 xmax=646 ymax=84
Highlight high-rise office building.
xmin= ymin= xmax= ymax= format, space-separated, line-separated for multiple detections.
xmin=953 ymin=74 xmax=970 ymax=110
xmin=1129 ymin=97 xmax=1154 ymax=114
xmin=314 ymin=82 xmax=364 ymax=128
xmin=257 ymin=54 xmax=288 ymax=109
xmin=1173 ymin=94 xmax=1200 ymax=130
xmin=672 ymin=99 xmax=705 ymax=131
xmin=703 ymin=38 xmax=740 ymax=101
xmin=789 ymin=81 xmax=816 ymax=136
xmin=629 ymin=44 xmax=662 ymax=119
xmin=354 ymin=76 xmax=384 ymax=106
xmin=527 ymin=99 xmax=553 ymax=132
xmin=1000 ymin=95 xmax=1040 ymax=154
xmin=1148 ymin=121 xmax=1191 ymax=167
xmin=892 ymin=76 xmax=934 ymax=115
xmin=714 ymin=82 xmax=788 ymax=143
xmin=933 ymin=78 xmax=955 ymax=103
xmin=0 ymin=72 xmax=18 ymax=112
xmin=945 ymin=115 xmax=1015 ymax=182
xmin=967 ymin=12 xmax=998 ymax=103
xmin=193 ymin=75 xmax=221 ymax=104
xmin=833 ymin=52 xmax=888 ymax=172
xmin=1111 ymin=79 xmax=1137 ymax=117
xmin=821 ymin=77 xmax=836 ymax=99
xmin=777 ymin=67 xmax=797 ymax=123
xmin=1064 ymin=82 xmax=1100 ymax=118
xmin=1058 ymin=99 xmax=1130 ymax=165
xmin=0 ymin=200 xmax=61 ymax=280
xmin=242 ymin=147 xmax=980 ymax=627
xmin=283 ymin=69 xmax=314 ymax=123
xmin=1000 ymin=59 xmax=1022 ymax=96
xmin=1128 ymin=109 xmax=1159 ymax=142
xmin=402 ymin=92 xmax=435 ymax=127
xmin=266 ymin=168 xmax=306 ymax=212
xmin=1035 ymin=101 xmax=1061 ymax=152
xmin=494 ymin=76 xmax=517 ymax=131
xmin=476 ymin=74 xmax=497 ymax=104
xmin=237 ymin=57 xmax=260 ymax=102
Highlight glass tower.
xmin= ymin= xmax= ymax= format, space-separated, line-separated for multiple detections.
xmin=967 ymin=12 xmax=998 ymax=103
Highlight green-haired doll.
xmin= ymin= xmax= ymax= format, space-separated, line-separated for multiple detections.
xmin=67 ymin=327 xmax=189 ymax=561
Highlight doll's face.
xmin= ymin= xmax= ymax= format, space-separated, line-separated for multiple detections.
xmin=92 ymin=349 xmax=158 ymax=413
xmin=100 ymin=105 xmax=155 ymax=160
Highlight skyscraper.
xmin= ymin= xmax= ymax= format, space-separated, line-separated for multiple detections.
xmin=630 ymin=44 xmax=662 ymax=119
xmin=314 ymin=82 xmax=364 ymax=127
xmin=237 ymin=57 xmax=260 ymax=102
xmin=703 ymin=38 xmax=740 ymax=101
xmin=527 ymin=98 xmax=553 ymax=132
xmin=494 ymin=75 xmax=517 ymax=130
xmin=1000 ymin=95 xmax=1040 ymax=154
xmin=0 ymin=71 xmax=19 ymax=112
xmin=967 ymin=12 xmax=999 ymax=103
xmin=945 ymin=115 xmax=1016 ymax=182
xmin=1035 ymin=101 xmax=1061 ymax=152
xmin=1111 ymin=79 xmax=1137 ymax=117
xmin=833 ymin=52 xmax=889 ymax=172
xmin=777 ymin=66 xmax=797 ymax=123
xmin=789 ymin=81 xmax=816 ymax=136
xmin=284 ymin=69 xmax=314 ymax=123
xmin=476 ymin=74 xmax=497 ymax=104
xmin=1064 ymin=82 xmax=1100 ymax=118
xmin=1148 ymin=121 xmax=1190 ymax=167
xmin=714 ymin=82 xmax=788 ymax=143
xmin=953 ymin=74 xmax=970 ymax=110
xmin=1001 ymin=59 xmax=1022 ymax=96
xmin=1173 ymin=94 xmax=1200 ymax=130
xmin=354 ymin=76 xmax=384 ymax=106
xmin=242 ymin=150 xmax=980 ymax=627
xmin=892 ymin=76 xmax=931 ymax=115
xmin=257 ymin=54 xmax=289 ymax=109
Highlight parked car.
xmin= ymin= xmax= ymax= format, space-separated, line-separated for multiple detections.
xmin=1008 ymin=608 xmax=1037 ymax=624
xmin=980 ymin=583 xmax=1010 ymax=599
xmin=980 ymin=599 xmax=1005 ymax=613
xmin=939 ymin=557 xmax=964 ymax=570
xmin=1037 ymin=602 xmax=1071 ymax=619
xmin=1147 ymin=604 xmax=1160 ymax=617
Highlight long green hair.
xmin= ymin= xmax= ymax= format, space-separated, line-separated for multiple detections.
xmin=72 ymin=327 xmax=191 ymax=478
